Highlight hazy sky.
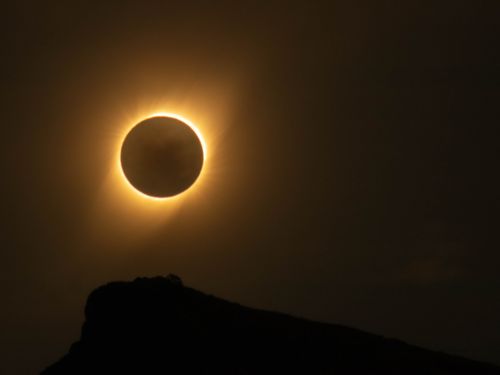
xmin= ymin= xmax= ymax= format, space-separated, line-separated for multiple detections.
xmin=1 ymin=1 xmax=499 ymax=373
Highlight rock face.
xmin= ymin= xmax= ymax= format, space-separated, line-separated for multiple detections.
xmin=42 ymin=275 xmax=500 ymax=374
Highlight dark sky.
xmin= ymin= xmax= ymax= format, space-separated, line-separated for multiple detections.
xmin=2 ymin=1 xmax=499 ymax=373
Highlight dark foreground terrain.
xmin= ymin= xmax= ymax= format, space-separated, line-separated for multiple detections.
xmin=43 ymin=275 xmax=500 ymax=374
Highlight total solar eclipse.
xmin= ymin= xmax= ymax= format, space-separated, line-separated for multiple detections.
xmin=120 ymin=116 xmax=205 ymax=198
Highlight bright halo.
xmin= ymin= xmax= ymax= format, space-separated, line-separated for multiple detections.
xmin=117 ymin=112 xmax=207 ymax=202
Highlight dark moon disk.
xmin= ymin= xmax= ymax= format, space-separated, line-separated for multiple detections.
xmin=120 ymin=116 xmax=204 ymax=198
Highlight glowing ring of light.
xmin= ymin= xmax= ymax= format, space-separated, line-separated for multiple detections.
xmin=118 ymin=113 xmax=207 ymax=201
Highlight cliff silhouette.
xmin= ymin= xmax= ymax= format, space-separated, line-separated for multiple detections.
xmin=42 ymin=275 xmax=500 ymax=374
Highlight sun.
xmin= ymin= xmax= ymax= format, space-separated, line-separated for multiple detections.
xmin=117 ymin=112 xmax=208 ymax=202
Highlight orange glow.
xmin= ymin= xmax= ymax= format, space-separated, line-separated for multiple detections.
xmin=108 ymin=103 xmax=217 ymax=207
xmin=83 ymin=82 xmax=239 ymax=245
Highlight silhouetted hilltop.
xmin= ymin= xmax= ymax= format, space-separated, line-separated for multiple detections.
xmin=42 ymin=275 xmax=500 ymax=374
